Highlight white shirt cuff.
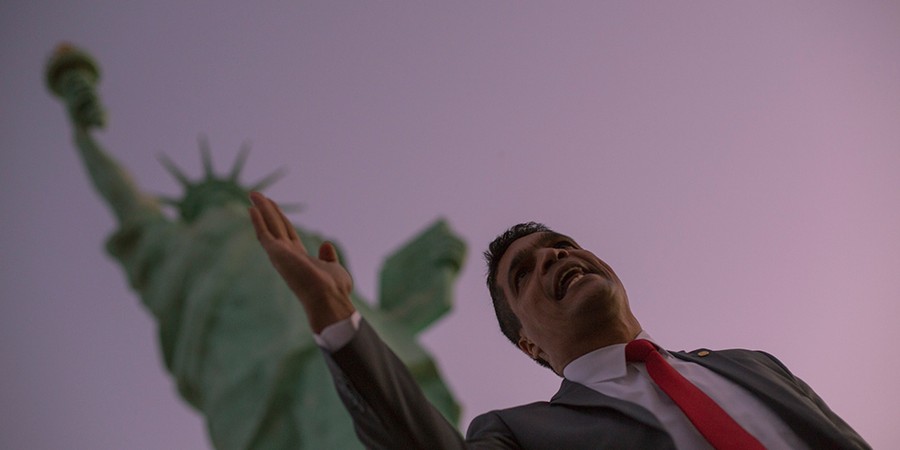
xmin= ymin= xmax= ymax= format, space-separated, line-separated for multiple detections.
xmin=313 ymin=311 xmax=362 ymax=352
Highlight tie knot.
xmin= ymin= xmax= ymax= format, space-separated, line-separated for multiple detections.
xmin=625 ymin=338 xmax=657 ymax=362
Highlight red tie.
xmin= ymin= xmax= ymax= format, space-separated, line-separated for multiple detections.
xmin=625 ymin=339 xmax=765 ymax=450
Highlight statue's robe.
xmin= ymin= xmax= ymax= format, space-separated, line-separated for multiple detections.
xmin=106 ymin=203 xmax=459 ymax=449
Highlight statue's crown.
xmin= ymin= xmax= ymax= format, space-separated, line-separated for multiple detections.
xmin=159 ymin=137 xmax=293 ymax=222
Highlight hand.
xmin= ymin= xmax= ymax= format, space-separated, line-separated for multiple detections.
xmin=249 ymin=192 xmax=355 ymax=333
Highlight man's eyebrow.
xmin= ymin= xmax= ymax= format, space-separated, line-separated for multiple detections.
xmin=506 ymin=232 xmax=567 ymax=294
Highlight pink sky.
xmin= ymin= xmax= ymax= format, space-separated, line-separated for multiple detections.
xmin=2 ymin=2 xmax=899 ymax=448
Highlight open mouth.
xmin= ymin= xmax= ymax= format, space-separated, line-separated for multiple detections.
xmin=556 ymin=266 xmax=586 ymax=300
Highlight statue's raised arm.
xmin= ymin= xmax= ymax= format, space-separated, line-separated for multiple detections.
xmin=44 ymin=43 xmax=465 ymax=450
xmin=46 ymin=44 xmax=161 ymax=224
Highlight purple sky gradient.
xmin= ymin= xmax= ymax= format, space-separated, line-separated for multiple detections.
xmin=2 ymin=2 xmax=899 ymax=448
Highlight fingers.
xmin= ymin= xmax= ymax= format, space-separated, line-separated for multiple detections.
xmin=276 ymin=201 xmax=301 ymax=243
xmin=248 ymin=205 xmax=272 ymax=241
xmin=250 ymin=192 xmax=288 ymax=238
xmin=318 ymin=241 xmax=340 ymax=263
xmin=249 ymin=192 xmax=306 ymax=252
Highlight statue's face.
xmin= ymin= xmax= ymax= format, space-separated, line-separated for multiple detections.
xmin=178 ymin=181 xmax=250 ymax=222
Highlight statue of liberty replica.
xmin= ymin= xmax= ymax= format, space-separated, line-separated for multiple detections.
xmin=45 ymin=44 xmax=465 ymax=450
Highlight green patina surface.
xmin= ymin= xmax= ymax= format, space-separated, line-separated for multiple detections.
xmin=47 ymin=44 xmax=464 ymax=450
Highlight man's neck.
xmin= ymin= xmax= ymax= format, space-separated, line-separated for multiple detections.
xmin=551 ymin=318 xmax=642 ymax=374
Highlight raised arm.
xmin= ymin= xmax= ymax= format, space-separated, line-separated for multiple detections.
xmin=71 ymin=128 xmax=162 ymax=223
xmin=46 ymin=44 xmax=161 ymax=224
xmin=249 ymin=193 xmax=521 ymax=449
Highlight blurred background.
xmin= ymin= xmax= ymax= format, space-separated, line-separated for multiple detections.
xmin=2 ymin=1 xmax=898 ymax=448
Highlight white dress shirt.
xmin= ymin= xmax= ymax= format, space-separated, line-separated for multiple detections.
xmin=563 ymin=331 xmax=808 ymax=449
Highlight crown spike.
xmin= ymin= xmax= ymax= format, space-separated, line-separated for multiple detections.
xmin=199 ymin=135 xmax=214 ymax=179
xmin=158 ymin=153 xmax=191 ymax=187
xmin=229 ymin=141 xmax=251 ymax=181
xmin=249 ymin=167 xmax=287 ymax=192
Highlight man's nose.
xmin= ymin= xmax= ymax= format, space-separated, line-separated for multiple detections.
xmin=539 ymin=247 xmax=568 ymax=274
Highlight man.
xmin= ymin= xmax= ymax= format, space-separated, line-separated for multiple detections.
xmin=248 ymin=192 xmax=869 ymax=449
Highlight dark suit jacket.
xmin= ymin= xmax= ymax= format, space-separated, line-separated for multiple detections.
xmin=324 ymin=320 xmax=869 ymax=449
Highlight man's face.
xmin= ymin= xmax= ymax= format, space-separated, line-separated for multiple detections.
xmin=496 ymin=231 xmax=636 ymax=372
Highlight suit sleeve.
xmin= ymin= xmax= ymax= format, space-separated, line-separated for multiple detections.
xmin=322 ymin=319 xmax=520 ymax=449
xmin=758 ymin=351 xmax=871 ymax=449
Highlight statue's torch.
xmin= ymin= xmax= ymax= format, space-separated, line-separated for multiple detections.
xmin=45 ymin=43 xmax=106 ymax=129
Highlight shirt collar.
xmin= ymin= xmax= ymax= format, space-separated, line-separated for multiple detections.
xmin=562 ymin=330 xmax=667 ymax=384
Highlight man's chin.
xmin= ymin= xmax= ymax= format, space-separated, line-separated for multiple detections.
xmin=563 ymin=276 xmax=616 ymax=303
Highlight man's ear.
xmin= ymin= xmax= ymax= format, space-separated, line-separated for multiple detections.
xmin=517 ymin=335 xmax=543 ymax=361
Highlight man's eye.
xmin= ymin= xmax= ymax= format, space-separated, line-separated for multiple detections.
xmin=515 ymin=269 xmax=528 ymax=286
xmin=553 ymin=241 xmax=573 ymax=249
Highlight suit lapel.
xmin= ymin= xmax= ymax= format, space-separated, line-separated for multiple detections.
xmin=550 ymin=378 xmax=666 ymax=432
xmin=550 ymin=347 xmax=835 ymax=447
xmin=672 ymin=349 xmax=850 ymax=447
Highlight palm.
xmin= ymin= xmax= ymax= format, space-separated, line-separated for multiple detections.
xmin=268 ymin=239 xmax=351 ymax=299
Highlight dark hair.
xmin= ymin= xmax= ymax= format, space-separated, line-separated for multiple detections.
xmin=484 ymin=222 xmax=553 ymax=369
